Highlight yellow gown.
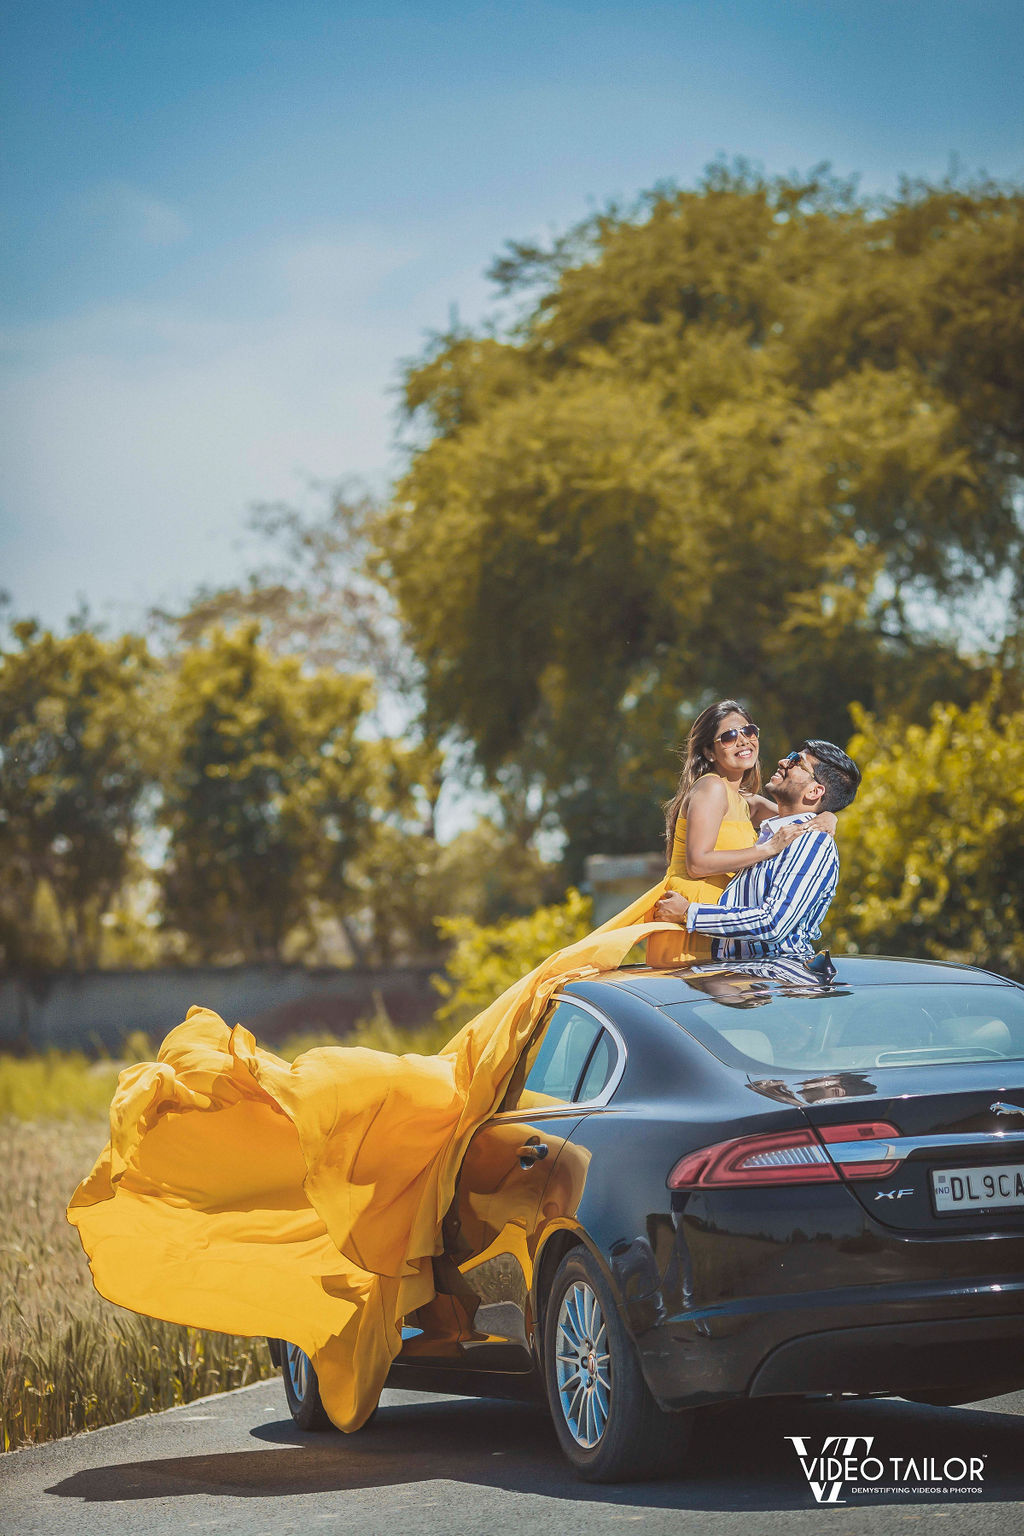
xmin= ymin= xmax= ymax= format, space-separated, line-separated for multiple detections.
xmin=645 ymin=779 xmax=756 ymax=966
xmin=67 ymin=884 xmax=683 ymax=1433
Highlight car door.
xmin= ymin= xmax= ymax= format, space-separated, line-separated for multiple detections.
xmin=437 ymin=995 xmax=623 ymax=1369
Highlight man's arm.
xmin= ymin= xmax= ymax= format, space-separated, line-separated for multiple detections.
xmin=686 ymin=832 xmax=838 ymax=943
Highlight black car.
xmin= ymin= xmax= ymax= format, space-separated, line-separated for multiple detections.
xmin=271 ymin=953 xmax=1024 ymax=1481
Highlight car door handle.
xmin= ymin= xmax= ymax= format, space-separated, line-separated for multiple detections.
xmin=517 ymin=1141 xmax=549 ymax=1169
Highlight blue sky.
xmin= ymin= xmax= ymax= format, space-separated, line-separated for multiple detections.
xmin=3 ymin=0 xmax=1022 ymax=629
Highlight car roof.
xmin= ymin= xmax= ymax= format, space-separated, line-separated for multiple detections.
xmin=576 ymin=953 xmax=1018 ymax=1010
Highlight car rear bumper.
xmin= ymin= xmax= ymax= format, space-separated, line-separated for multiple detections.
xmin=637 ymin=1276 xmax=1024 ymax=1409
xmin=749 ymin=1311 xmax=1024 ymax=1397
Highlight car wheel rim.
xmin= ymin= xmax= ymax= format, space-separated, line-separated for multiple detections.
xmin=285 ymin=1343 xmax=312 ymax=1398
xmin=555 ymin=1280 xmax=611 ymax=1448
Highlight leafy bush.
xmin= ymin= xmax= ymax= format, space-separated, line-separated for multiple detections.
xmin=433 ymin=887 xmax=593 ymax=1032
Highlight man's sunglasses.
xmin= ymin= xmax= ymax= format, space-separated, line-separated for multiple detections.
xmin=784 ymin=749 xmax=820 ymax=779
xmin=713 ymin=724 xmax=760 ymax=745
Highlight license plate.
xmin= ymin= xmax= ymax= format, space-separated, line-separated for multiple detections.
xmin=932 ymin=1163 xmax=1024 ymax=1212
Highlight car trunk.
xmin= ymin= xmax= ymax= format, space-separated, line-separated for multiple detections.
xmin=787 ymin=1060 xmax=1024 ymax=1232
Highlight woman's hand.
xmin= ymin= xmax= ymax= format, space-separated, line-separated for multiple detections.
xmin=758 ymin=822 xmax=813 ymax=859
xmin=758 ymin=811 xmax=837 ymax=861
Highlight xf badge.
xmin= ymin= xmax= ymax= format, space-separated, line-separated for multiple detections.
xmin=874 ymin=1187 xmax=913 ymax=1200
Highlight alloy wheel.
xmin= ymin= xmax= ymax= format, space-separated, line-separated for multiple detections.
xmin=555 ymin=1280 xmax=612 ymax=1447
xmin=285 ymin=1342 xmax=313 ymax=1399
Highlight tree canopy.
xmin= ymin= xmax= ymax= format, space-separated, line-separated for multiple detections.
xmin=0 ymin=608 xmax=561 ymax=973
xmin=0 ymin=622 xmax=154 ymax=968
xmin=829 ymin=693 xmax=1024 ymax=973
xmin=378 ymin=165 xmax=1024 ymax=871
xmin=156 ymin=624 xmax=382 ymax=964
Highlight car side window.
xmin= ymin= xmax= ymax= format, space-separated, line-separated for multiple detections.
xmin=500 ymin=1002 xmax=602 ymax=1112
xmin=576 ymin=1029 xmax=617 ymax=1102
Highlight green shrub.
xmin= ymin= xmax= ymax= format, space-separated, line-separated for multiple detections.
xmin=433 ymin=887 xmax=593 ymax=1032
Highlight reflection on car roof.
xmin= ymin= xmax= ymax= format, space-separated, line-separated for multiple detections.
xmin=590 ymin=953 xmax=1015 ymax=1008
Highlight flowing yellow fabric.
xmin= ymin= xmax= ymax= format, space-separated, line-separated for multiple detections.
xmin=68 ymin=883 xmax=681 ymax=1431
xmin=646 ymin=781 xmax=756 ymax=966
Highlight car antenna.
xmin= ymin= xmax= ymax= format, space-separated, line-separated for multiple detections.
xmin=806 ymin=949 xmax=837 ymax=985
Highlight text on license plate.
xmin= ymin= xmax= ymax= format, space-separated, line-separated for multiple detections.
xmin=932 ymin=1162 xmax=1024 ymax=1212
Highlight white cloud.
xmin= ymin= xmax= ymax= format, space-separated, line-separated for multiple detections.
xmin=82 ymin=181 xmax=191 ymax=246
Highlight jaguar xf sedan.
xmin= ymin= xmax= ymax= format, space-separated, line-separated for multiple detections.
xmin=271 ymin=953 xmax=1024 ymax=1481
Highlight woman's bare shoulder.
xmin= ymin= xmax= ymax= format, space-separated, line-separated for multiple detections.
xmin=686 ymin=774 xmax=728 ymax=811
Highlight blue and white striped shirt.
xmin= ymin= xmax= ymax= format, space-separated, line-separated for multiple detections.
xmin=685 ymin=814 xmax=839 ymax=960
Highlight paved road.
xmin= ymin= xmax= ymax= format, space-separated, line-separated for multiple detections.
xmin=3 ymin=1380 xmax=1024 ymax=1536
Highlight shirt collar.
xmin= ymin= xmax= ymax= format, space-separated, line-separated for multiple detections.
xmin=757 ymin=811 xmax=816 ymax=841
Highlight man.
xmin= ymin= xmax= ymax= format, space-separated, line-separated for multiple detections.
xmin=653 ymin=739 xmax=861 ymax=960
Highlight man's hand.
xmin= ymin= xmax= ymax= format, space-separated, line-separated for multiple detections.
xmin=654 ymin=892 xmax=690 ymax=924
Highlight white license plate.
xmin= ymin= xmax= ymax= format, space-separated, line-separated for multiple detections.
xmin=932 ymin=1163 xmax=1024 ymax=1212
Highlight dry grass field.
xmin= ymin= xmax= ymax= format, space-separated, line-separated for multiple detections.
xmin=0 ymin=1113 xmax=275 ymax=1451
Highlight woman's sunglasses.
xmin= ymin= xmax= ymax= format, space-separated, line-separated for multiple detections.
xmin=713 ymin=724 xmax=760 ymax=745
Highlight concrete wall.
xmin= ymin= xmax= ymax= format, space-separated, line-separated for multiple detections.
xmin=0 ymin=963 xmax=440 ymax=1054
xmin=1 ymin=854 xmax=668 ymax=1054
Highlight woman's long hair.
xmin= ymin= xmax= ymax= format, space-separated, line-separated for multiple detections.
xmin=663 ymin=699 xmax=762 ymax=861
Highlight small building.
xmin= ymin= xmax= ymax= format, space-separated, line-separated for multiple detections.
xmin=583 ymin=853 xmax=664 ymax=927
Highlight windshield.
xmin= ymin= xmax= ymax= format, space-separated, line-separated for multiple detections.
xmin=663 ymin=984 xmax=1024 ymax=1072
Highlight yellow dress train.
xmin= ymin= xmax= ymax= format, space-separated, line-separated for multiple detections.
xmin=67 ymin=883 xmax=681 ymax=1432
xmin=645 ymin=780 xmax=756 ymax=966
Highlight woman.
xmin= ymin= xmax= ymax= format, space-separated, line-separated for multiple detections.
xmin=646 ymin=699 xmax=834 ymax=965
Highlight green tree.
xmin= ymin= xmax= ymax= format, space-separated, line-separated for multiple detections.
xmin=157 ymin=625 xmax=380 ymax=963
xmin=350 ymin=815 xmax=563 ymax=966
xmin=829 ymin=695 xmax=1024 ymax=974
xmin=161 ymin=486 xmax=561 ymax=945
xmin=377 ymin=165 xmax=1023 ymax=872
xmin=0 ymin=621 xmax=154 ymax=969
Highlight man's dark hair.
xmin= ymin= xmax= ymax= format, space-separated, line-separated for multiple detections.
xmin=800 ymin=740 xmax=861 ymax=813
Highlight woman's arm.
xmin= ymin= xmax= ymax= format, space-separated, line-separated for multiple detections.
xmin=740 ymin=791 xmax=778 ymax=831
xmin=742 ymin=795 xmax=838 ymax=838
xmin=684 ymin=778 xmax=808 ymax=879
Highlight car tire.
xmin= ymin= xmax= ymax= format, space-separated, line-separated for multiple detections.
xmin=542 ymin=1247 xmax=692 ymax=1482
xmin=278 ymin=1342 xmax=338 ymax=1432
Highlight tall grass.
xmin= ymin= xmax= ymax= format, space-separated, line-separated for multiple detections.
xmin=0 ymin=1052 xmax=122 ymax=1121
xmin=0 ymin=1013 xmax=450 ymax=1124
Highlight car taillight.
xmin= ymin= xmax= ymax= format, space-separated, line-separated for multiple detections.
xmin=667 ymin=1121 xmax=902 ymax=1189
xmin=668 ymin=1129 xmax=838 ymax=1188
xmin=817 ymin=1121 xmax=901 ymax=1179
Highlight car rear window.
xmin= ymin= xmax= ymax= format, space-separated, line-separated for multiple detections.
xmin=663 ymin=984 xmax=1024 ymax=1072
